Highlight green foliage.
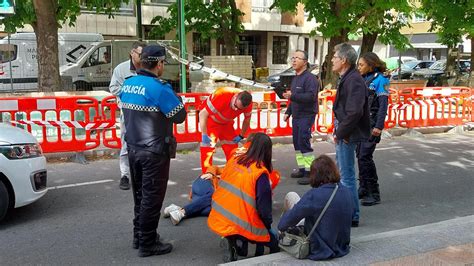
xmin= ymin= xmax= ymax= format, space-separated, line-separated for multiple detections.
xmin=272 ymin=0 xmax=413 ymax=50
xmin=149 ymin=0 xmax=244 ymax=41
xmin=421 ymin=0 xmax=474 ymax=48
xmin=1 ymin=0 xmax=128 ymax=33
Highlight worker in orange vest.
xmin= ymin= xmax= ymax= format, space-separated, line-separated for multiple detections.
xmin=199 ymin=87 xmax=253 ymax=173
xmin=163 ymin=136 xmax=280 ymax=227
xmin=207 ymin=133 xmax=280 ymax=262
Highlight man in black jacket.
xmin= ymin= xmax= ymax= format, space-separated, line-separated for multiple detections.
xmin=331 ymin=43 xmax=370 ymax=227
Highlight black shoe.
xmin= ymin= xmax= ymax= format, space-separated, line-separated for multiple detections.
xmin=138 ymin=241 xmax=173 ymax=257
xmin=223 ymin=238 xmax=238 ymax=262
xmin=235 ymin=239 xmax=248 ymax=257
xmin=290 ymin=171 xmax=305 ymax=179
xmin=297 ymin=177 xmax=310 ymax=185
xmin=351 ymin=220 xmax=359 ymax=227
xmin=361 ymin=194 xmax=380 ymax=206
xmin=119 ymin=176 xmax=130 ymax=190
xmin=358 ymin=187 xmax=368 ymax=199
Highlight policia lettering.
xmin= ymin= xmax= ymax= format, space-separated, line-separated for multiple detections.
xmin=122 ymin=84 xmax=146 ymax=95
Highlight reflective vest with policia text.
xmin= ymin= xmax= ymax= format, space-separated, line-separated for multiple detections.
xmin=207 ymin=156 xmax=270 ymax=242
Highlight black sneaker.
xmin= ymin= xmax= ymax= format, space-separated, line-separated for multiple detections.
xmin=351 ymin=220 xmax=359 ymax=227
xmin=290 ymin=171 xmax=305 ymax=179
xmin=138 ymin=241 xmax=173 ymax=257
xmin=361 ymin=194 xmax=381 ymax=206
xmin=119 ymin=176 xmax=130 ymax=190
xmin=297 ymin=177 xmax=310 ymax=185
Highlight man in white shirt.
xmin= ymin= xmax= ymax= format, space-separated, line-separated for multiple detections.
xmin=109 ymin=41 xmax=147 ymax=190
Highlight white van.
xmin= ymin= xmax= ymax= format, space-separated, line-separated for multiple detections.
xmin=0 ymin=32 xmax=104 ymax=92
xmin=60 ymin=40 xmax=202 ymax=92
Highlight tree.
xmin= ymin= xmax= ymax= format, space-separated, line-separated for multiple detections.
xmin=1 ymin=0 xmax=126 ymax=92
xmin=421 ymin=0 xmax=474 ymax=86
xmin=149 ymin=0 xmax=244 ymax=55
xmin=272 ymin=0 xmax=413 ymax=86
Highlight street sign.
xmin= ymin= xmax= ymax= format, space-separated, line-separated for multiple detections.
xmin=0 ymin=0 xmax=14 ymax=15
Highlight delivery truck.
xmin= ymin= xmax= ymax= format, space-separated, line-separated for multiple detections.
xmin=0 ymin=32 xmax=104 ymax=92
xmin=59 ymin=40 xmax=202 ymax=92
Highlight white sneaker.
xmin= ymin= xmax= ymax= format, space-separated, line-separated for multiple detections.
xmin=163 ymin=204 xmax=181 ymax=218
xmin=170 ymin=210 xmax=185 ymax=225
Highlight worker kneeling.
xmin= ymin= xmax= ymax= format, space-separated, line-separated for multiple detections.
xmin=207 ymin=133 xmax=280 ymax=262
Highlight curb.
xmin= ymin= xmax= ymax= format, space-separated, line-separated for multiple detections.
xmin=43 ymin=125 xmax=466 ymax=162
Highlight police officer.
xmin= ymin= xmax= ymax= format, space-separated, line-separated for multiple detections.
xmin=283 ymin=50 xmax=319 ymax=185
xmin=119 ymin=44 xmax=187 ymax=257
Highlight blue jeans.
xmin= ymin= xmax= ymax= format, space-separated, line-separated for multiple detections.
xmin=183 ymin=177 xmax=214 ymax=217
xmin=335 ymin=141 xmax=359 ymax=221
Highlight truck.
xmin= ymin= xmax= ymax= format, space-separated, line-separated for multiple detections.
xmin=0 ymin=32 xmax=104 ymax=92
xmin=59 ymin=40 xmax=202 ymax=92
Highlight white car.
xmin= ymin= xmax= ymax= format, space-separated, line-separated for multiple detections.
xmin=0 ymin=123 xmax=47 ymax=222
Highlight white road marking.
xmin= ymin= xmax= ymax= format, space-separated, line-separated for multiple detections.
xmin=48 ymin=179 xmax=114 ymax=190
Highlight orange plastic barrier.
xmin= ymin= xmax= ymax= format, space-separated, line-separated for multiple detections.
xmin=316 ymin=89 xmax=336 ymax=134
xmin=397 ymin=87 xmax=472 ymax=128
xmin=0 ymin=96 xmax=102 ymax=153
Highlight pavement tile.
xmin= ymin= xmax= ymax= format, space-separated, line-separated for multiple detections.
xmin=372 ymin=243 xmax=474 ymax=266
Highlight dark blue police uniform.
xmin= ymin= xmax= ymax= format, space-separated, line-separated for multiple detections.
xmin=119 ymin=45 xmax=186 ymax=256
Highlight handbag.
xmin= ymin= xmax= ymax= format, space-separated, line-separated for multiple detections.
xmin=278 ymin=184 xmax=339 ymax=259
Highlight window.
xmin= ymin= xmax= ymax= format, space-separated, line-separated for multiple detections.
xmin=79 ymin=1 xmax=133 ymax=15
xmin=192 ymin=33 xmax=211 ymax=58
xmin=83 ymin=46 xmax=111 ymax=68
xmin=0 ymin=44 xmax=17 ymax=63
xmin=252 ymin=0 xmax=276 ymax=12
xmin=413 ymin=13 xmax=427 ymax=23
xmin=272 ymin=36 xmax=288 ymax=64
xmin=314 ymin=40 xmax=319 ymax=61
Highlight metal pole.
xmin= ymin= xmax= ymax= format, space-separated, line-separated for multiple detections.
xmin=136 ymin=0 xmax=142 ymax=40
xmin=178 ymin=0 xmax=187 ymax=93
xmin=7 ymin=32 xmax=13 ymax=92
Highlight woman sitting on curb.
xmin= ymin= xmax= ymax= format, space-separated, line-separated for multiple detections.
xmin=163 ymin=134 xmax=280 ymax=227
xmin=207 ymin=132 xmax=280 ymax=262
xmin=278 ymin=155 xmax=354 ymax=260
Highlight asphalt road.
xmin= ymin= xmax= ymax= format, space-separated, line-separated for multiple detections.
xmin=1 ymin=132 xmax=473 ymax=265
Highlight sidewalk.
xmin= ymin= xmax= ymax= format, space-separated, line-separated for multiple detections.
xmin=223 ymin=215 xmax=474 ymax=265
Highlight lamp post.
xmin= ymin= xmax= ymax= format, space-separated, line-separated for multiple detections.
xmin=178 ymin=0 xmax=186 ymax=93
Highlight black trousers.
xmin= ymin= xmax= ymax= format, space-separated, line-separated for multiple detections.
xmin=356 ymin=139 xmax=379 ymax=188
xmin=128 ymin=148 xmax=170 ymax=249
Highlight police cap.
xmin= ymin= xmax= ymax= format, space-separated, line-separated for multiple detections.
xmin=140 ymin=45 xmax=167 ymax=62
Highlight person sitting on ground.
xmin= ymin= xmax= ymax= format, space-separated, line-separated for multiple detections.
xmin=278 ymin=155 xmax=354 ymax=261
xmin=163 ymin=134 xmax=280 ymax=226
xmin=207 ymin=132 xmax=280 ymax=262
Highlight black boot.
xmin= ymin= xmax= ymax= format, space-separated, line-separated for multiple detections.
xmin=223 ymin=238 xmax=238 ymax=262
xmin=361 ymin=182 xmax=380 ymax=206
xmin=297 ymin=171 xmax=311 ymax=185
xmin=372 ymin=183 xmax=381 ymax=202
xmin=290 ymin=169 xmax=305 ymax=179
xmin=138 ymin=240 xmax=173 ymax=257
xmin=358 ymin=180 xmax=368 ymax=199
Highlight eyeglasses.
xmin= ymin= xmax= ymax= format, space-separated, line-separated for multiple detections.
xmin=290 ymin=56 xmax=306 ymax=61
xmin=332 ymin=55 xmax=342 ymax=60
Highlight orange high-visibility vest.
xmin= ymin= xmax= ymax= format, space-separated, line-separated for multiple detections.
xmin=207 ymin=156 xmax=270 ymax=242
xmin=204 ymin=87 xmax=252 ymax=124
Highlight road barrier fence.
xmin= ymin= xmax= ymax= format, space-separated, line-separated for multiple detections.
xmin=0 ymin=86 xmax=472 ymax=154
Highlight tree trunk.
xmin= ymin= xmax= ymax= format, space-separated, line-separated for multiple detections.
xmin=219 ymin=0 xmax=240 ymax=55
xmin=324 ymin=33 xmax=349 ymax=89
xmin=32 ymin=0 xmax=60 ymax=92
xmin=360 ymin=32 xmax=378 ymax=55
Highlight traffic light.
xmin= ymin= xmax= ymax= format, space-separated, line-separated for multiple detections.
xmin=0 ymin=0 xmax=15 ymax=15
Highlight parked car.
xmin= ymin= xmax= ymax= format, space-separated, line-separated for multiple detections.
xmin=391 ymin=60 xmax=434 ymax=80
xmin=0 ymin=123 xmax=47 ymax=222
xmin=411 ymin=59 xmax=471 ymax=86
xmin=268 ymin=64 xmax=318 ymax=87
xmin=384 ymin=56 xmax=418 ymax=70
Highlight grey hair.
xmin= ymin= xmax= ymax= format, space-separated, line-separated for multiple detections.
xmin=295 ymin=49 xmax=308 ymax=60
xmin=334 ymin=43 xmax=358 ymax=67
